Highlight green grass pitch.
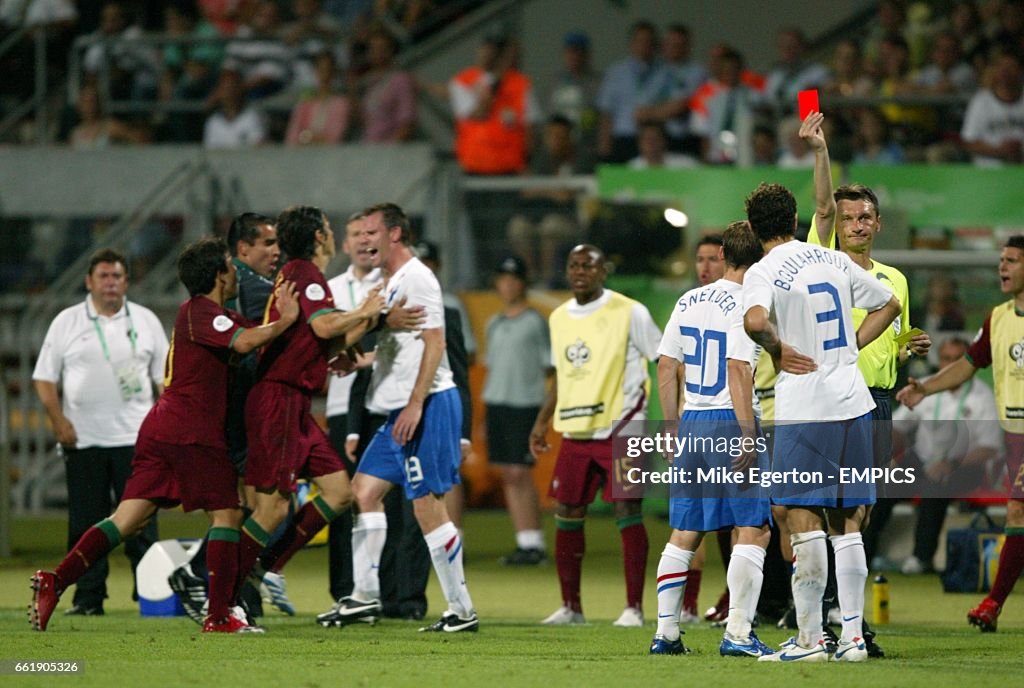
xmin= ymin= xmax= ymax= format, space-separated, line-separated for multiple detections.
xmin=0 ymin=511 xmax=1020 ymax=687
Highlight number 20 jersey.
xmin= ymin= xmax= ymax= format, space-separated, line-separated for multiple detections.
xmin=742 ymin=241 xmax=893 ymax=422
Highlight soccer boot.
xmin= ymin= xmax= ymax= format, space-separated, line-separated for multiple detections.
xmin=316 ymin=598 xmax=378 ymax=628
xmin=499 ymin=547 xmax=547 ymax=566
xmin=967 ymin=597 xmax=1000 ymax=633
xmin=759 ymin=639 xmax=829 ymax=662
xmin=63 ymin=604 xmax=104 ymax=616
xmin=541 ymin=606 xmax=586 ymax=625
xmin=821 ymin=623 xmax=839 ymax=655
xmin=258 ymin=571 xmax=295 ymax=616
xmin=720 ymin=632 xmax=774 ymax=658
xmin=862 ymin=620 xmax=884 ymax=658
xmin=202 ymin=613 xmax=263 ymax=634
xmin=29 ymin=571 xmax=62 ymax=631
xmin=419 ymin=611 xmax=479 ymax=633
xmin=168 ymin=563 xmax=207 ymax=625
xmin=649 ymin=634 xmax=689 ymax=655
xmin=613 ymin=606 xmax=644 ymax=627
xmin=333 ymin=595 xmax=382 ymax=626
xmin=833 ymin=636 xmax=868 ymax=662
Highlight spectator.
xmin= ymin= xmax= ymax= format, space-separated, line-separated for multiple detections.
xmin=864 ymin=0 xmax=909 ymax=76
xmin=69 ymin=84 xmax=149 ymax=148
xmin=160 ymin=0 xmax=222 ymax=141
xmin=913 ymin=31 xmax=978 ymax=95
xmin=633 ymin=24 xmax=709 ymax=155
xmin=824 ymin=39 xmax=875 ymax=98
xmin=358 ymin=29 xmax=416 ymax=142
xmin=596 ymin=20 xmax=670 ymax=162
xmin=961 ymin=51 xmax=1024 ymax=165
xmin=689 ymin=46 xmax=758 ymax=164
xmin=751 ymin=124 xmax=778 ymax=165
xmin=628 ymin=121 xmax=699 ymax=168
xmin=285 ymin=51 xmax=350 ymax=145
xmin=776 ymin=115 xmax=815 ymax=168
xmin=282 ymin=0 xmax=342 ymax=92
xmin=852 ymin=107 xmax=906 ymax=164
xmin=912 ymin=274 xmax=967 ymax=333
xmin=449 ymin=33 xmax=541 ymax=174
xmin=877 ymin=34 xmax=936 ymax=142
xmin=762 ymin=27 xmax=829 ymax=115
xmin=546 ymin=31 xmax=601 ymax=154
xmin=948 ymin=1 xmax=991 ymax=73
xmin=198 ymin=0 xmax=253 ymax=36
xmin=203 ymin=68 xmax=266 ymax=147
xmin=223 ymin=0 xmax=291 ymax=99
xmin=81 ymin=2 xmax=159 ymax=101
xmin=990 ymin=0 xmax=1024 ymax=56
xmin=892 ymin=337 xmax=1002 ymax=575
xmin=508 ymin=115 xmax=593 ymax=286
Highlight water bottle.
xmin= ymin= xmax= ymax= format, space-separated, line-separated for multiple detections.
xmin=873 ymin=575 xmax=890 ymax=625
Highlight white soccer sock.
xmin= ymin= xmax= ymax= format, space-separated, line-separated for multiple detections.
xmin=351 ymin=512 xmax=387 ymax=600
xmin=725 ymin=544 xmax=766 ymax=641
xmin=831 ymin=532 xmax=868 ymax=644
xmin=790 ymin=530 xmax=827 ymax=649
xmin=655 ymin=543 xmax=694 ymax=641
xmin=425 ymin=522 xmax=474 ymax=618
xmin=516 ymin=529 xmax=545 ymax=551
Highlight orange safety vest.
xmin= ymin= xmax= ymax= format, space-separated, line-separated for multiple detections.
xmin=453 ymin=66 xmax=530 ymax=174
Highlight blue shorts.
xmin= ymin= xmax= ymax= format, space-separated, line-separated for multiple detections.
xmin=668 ymin=409 xmax=771 ymax=533
xmin=770 ymin=412 xmax=876 ymax=508
xmin=356 ymin=388 xmax=463 ymax=500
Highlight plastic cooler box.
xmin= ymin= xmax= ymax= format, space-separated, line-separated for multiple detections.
xmin=136 ymin=539 xmax=201 ymax=616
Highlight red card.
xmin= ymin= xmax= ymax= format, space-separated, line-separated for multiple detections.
xmin=798 ymin=89 xmax=820 ymax=120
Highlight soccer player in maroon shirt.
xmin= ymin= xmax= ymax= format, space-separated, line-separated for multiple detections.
xmin=30 ymin=237 xmax=300 ymax=633
xmin=237 ymin=206 xmax=386 ymax=606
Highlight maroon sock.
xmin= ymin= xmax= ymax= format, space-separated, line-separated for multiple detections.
xmin=54 ymin=519 xmax=121 ymax=591
xmin=683 ymin=568 xmax=702 ymax=614
xmin=618 ymin=522 xmax=649 ymax=609
xmin=258 ymin=501 xmax=332 ymax=574
xmin=555 ymin=518 xmax=585 ymax=613
xmin=206 ymin=529 xmax=239 ymax=621
xmin=989 ymin=532 xmax=1024 ymax=606
xmin=234 ymin=517 xmax=271 ymax=599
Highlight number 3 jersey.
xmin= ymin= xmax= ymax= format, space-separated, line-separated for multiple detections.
xmin=742 ymin=241 xmax=893 ymax=422
xmin=659 ymin=278 xmax=759 ymax=412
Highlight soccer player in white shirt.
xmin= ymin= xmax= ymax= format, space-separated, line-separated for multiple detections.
xmin=741 ymin=183 xmax=900 ymax=662
xmin=334 ymin=202 xmax=477 ymax=633
xmin=650 ymin=222 xmax=774 ymax=657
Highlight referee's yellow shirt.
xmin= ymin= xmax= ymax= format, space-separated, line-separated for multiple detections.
xmin=807 ymin=217 xmax=909 ymax=390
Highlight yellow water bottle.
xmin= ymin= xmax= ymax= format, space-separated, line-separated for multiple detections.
xmin=873 ymin=575 xmax=890 ymax=625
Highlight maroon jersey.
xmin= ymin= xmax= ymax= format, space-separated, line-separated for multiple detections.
xmin=145 ymin=297 xmax=248 ymax=448
xmin=259 ymin=258 xmax=335 ymax=392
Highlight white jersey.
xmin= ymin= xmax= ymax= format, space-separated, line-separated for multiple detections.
xmin=743 ymin=241 xmax=893 ymax=422
xmin=659 ymin=278 xmax=758 ymax=412
xmin=366 ymin=257 xmax=455 ymax=414
xmin=325 ymin=265 xmax=382 ymax=418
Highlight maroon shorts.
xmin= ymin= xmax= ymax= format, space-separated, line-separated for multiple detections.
xmin=549 ymin=437 xmax=644 ymax=506
xmin=1005 ymin=432 xmax=1024 ymax=500
xmin=122 ymin=434 xmax=239 ymax=512
xmin=245 ymin=380 xmax=344 ymax=493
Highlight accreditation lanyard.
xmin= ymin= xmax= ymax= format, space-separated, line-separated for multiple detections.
xmin=87 ymin=300 xmax=137 ymax=362
xmin=932 ymin=380 xmax=971 ymax=422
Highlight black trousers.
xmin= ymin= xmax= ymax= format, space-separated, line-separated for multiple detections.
xmin=326 ymin=414 xmax=430 ymax=617
xmin=64 ymin=446 xmax=158 ymax=607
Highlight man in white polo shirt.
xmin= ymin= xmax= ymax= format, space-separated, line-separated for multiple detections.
xmin=33 ymin=247 xmax=169 ymax=616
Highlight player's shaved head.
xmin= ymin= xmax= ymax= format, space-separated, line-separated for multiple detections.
xmin=568 ymin=243 xmax=605 ymax=265
xmin=566 ymin=244 xmax=607 ymax=305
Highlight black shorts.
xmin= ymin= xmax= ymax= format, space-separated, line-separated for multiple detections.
xmin=486 ymin=404 xmax=539 ymax=466
xmin=870 ymin=387 xmax=894 ymax=498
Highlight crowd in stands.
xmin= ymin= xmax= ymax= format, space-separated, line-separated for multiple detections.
xmin=0 ymin=0 xmax=1021 ymax=165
